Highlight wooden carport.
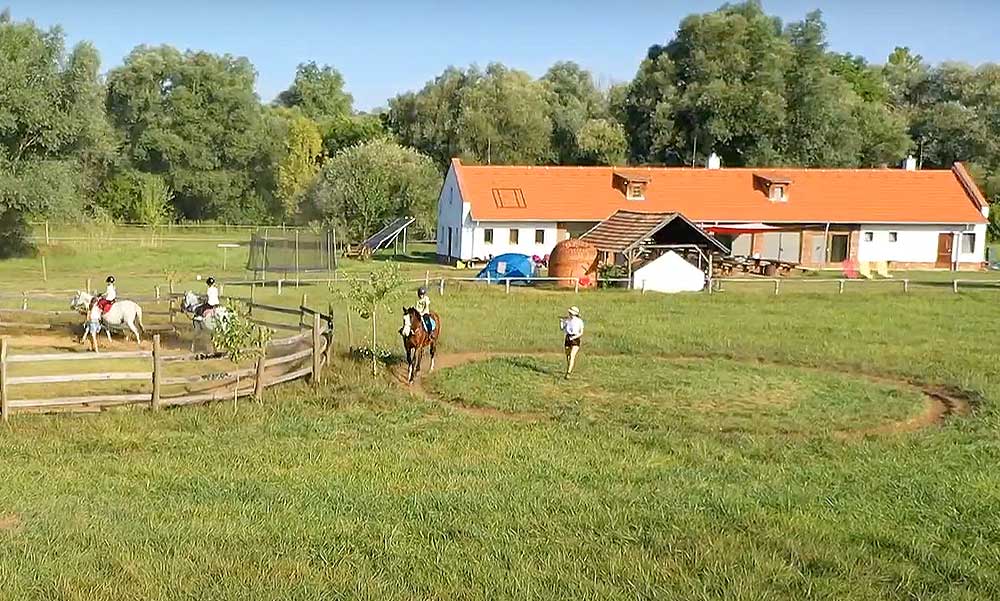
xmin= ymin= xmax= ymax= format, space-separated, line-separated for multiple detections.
xmin=580 ymin=210 xmax=730 ymax=285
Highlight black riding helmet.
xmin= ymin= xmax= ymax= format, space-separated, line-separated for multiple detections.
xmin=106 ymin=275 xmax=115 ymax=284
xmin=417 ymin=287 xmax=427 ymax=296
xmin=206 ymin=277 xmax=216 ymax=286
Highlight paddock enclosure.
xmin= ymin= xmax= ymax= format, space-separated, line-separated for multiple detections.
xmin=0 ymin=288 xmax=333 ymax=420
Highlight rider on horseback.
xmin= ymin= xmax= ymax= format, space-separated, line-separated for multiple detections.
xmin=195 ymin=277 xmax=220 ymax=318
xmin=415 ymin=287 xmax=434 ymax=333
xmin=97 ymin=275 xmax=117 ymax=314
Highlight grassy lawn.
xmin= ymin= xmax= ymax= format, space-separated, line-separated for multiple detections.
xmin=1 ymin=233 xmax=999 ymax=599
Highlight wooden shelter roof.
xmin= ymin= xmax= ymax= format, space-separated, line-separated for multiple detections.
xmin=580 ymin=210 xmax=729 ymax=255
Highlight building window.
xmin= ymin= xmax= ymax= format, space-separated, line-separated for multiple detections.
xmin=863 ymin=231 xmax=874 ymax=242
xmin=509 ymin=229 xmax=519 ymax=245
xmin=627 ymin=183 xmax=644 ymax=200
xmin=888 ymin=231 xmax=898 ymax=242
xmin=961 ymin=232 xmax=976 ymax=254
xmin=535 ymin=229 xmax=545 ymax=244
xmin=483 ymin=228 xmax=493 ymax=244
xmin=770 ymin=185 xmax=786 ymax=202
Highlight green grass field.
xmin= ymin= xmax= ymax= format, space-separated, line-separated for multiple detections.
xmin=1 ymin=232 xmax=999 ymax=599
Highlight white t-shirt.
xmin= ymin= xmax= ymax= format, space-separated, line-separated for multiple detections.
xmin=561 ymin=316 xmax=584 ymax=338
xmin=206 ymin=286 xmax=220 ymax=306
xmin=104 ymin=284 xmax=117 ymax=301
xmin=89 ymin=304 xmax=102 ymax=321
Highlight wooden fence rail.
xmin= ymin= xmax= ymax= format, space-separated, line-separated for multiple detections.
xmin=0 ymin=298 xmax=333 ymax=423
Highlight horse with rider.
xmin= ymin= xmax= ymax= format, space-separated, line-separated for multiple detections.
xmin=399 ymin=286 xmax=440 ymax=383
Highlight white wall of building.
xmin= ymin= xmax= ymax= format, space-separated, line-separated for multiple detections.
xmin=435 ymin=166 xmax=473 ymax=261
xmin=857 ymin=224 xmax=986 ymax=264
xmin=470 ymin=221 xmax=559 ymax=260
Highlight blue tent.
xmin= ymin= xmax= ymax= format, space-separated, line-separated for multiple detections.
xmin=476 ymin=253 xmax=536 ymax=283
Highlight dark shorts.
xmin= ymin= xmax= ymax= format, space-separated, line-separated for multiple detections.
xmin=565 ymin=335 xmax=581 ymax=348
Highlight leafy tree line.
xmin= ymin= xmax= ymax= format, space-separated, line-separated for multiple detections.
xmin=3 ymin=2 xmax=1000 ymax=257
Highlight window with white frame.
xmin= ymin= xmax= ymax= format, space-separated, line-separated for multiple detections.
xmin=483 ymin=228 xmax=493 ymax=244
xmin=888 ymin=231 xmax=898 ymax=242
xmin=535 ymin=229 xmax=545 ymax=244
xmin=509 ymin=229 xmax=519 ymax=245
xmin=863 ymin=231 xmax=874 ymax=242
xmin=961 ymin=232 xmax=976 ymax=254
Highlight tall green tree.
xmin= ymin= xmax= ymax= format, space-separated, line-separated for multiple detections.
xmin=306 ymin=139 xmax=439 ymax=241
xmin=106 ymin=46 xmax=267 ymax=221
xmin=542 ymin=61 xmax=607 ymax=163
xmin=276 ymin=112 xmax=323 ymax=219
xmin=575 ymin=119 xmax=627 ymax=165
xmin=0 ymin=13 xmax=115 ymax=256
xmin=276 ymin=61 xmax=352 ymax=121
xmin=387 ymin=64 xmax=553 ymax=167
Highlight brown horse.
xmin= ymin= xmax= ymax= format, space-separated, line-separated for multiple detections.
xmin=400 ymin=307 xmax=440 ymax=383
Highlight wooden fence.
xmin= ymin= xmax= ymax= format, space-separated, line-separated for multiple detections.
xmin=0 ymin=299 xmax=334 ymax=422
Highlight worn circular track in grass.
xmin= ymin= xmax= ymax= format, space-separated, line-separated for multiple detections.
xmin=416 ymin=353 xmax=970 ymax=438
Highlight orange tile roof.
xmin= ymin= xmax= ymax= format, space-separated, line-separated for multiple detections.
xmin=452 ymin=159 xmax=988 ymax=224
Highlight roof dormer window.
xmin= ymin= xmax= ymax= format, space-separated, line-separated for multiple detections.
xmin=613 ymin=172 xmax=649 ymax=201
xmin=754 ymin=174 xmax=792 ymax=203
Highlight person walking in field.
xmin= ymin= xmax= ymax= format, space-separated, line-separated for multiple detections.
xmin=560 ymin=306 xmax=584 ymax=379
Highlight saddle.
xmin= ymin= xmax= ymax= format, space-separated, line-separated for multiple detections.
xmin=95 ymin=297 xmax=116 ymax=314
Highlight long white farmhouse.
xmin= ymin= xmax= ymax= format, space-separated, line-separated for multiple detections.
xmin=435 ymin=156 xmax=990 ymax=270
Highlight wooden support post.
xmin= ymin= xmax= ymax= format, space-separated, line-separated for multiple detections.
xmin=253 ymin=354 xmax=267 ymax=400
xmin=151 ymin=334 xmax=162 ymax=411
xmin=277 ymin=279 xmax=283 ymax=296
xmin=346 ymin=308 xmax=353 ymax=350
xmin=44 ymin=221 xmax=50 ymax=245
xmin=294 ymin=230 xmax=300 ymax=287
xmin=300 ymin=293 xmax=308 ymax=329
xmin=154 ymin=285 xmax=161 ymax=301
xmin=953 ymin=279 xmax=959 ymax=294
xmin=86 ymin=278 xmax=92 ymax=294
xmin=41 ymin=256 xmax=47 ymax=282
xmin=838 ymin=280 xmax=845 ymax=294
xmin=249 ymin=281 xmax=256 ymax=313
xmin=574 ymin=278 xmax=580 ymax=294
xmin=168 ymin=280 xmax=176 ymax=327
xmin=641 ymin=279 xmax=647 ymax=294
xmin=439 ymin=278 xmax=445 ymax=295
xmin=312 ymin=313 xmax=323 ymax=383
xmin=425 ymin=271 xmax=430 ymax=287
xmin=324 ymin=302 xmax=335 ymax=367
xmin=1 ymin=337 xmax=8 ymax=423
xmin=505 ymin=279 xmax=511 ymax=294
xmin=774 ymin=279 xmax=780 ymax=295
xmin=21 ymin=292 xmax=27 ymax=310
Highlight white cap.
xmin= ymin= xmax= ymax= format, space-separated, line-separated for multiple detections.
xmin=568 ymin=306 xmax=580 ymax=317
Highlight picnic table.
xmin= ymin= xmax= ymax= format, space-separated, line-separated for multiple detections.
xmin=714 ymin=255 xmax=800 ymax=277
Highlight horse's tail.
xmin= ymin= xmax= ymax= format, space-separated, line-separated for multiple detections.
xmin=136 ymin=306 xmax=145 ymax=333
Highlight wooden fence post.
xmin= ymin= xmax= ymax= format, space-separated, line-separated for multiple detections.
xmin=346 ymin=309 xmax=353 ymax=350
xmin=324 ymin=303 xmax=335 ymax=367
xmin=249 ymin=281 xmax=256 ymax=314
xmin=253 ymin=353 xmax=267 ymax=400
xmin=151 ymin=334 xmax=162 ymax=411
xmin=439 ymin=278 xmax=445 ymax=296
xmin=425 ymin=271 xmax=430 ymax=287
xmin=505 ymin=279 xmax=511 ymax=294
xmin=154 ymin=285 xmax=161 ymax=301
xmin=21 ymin=292 xmax=27 ymax=310
xmin=953 ymin=279 xmax=959 ymax=293
xmin=774 ymin=279 xmax=781 ymax=295
xmin=903 ymin=279 xmax=910 ymax=294
xmin=86 ymin=278 xmax=92 ymax=294
xmin=44 ymin=221 xmax=50 ymax=245
xmin=300 ymin=293 xmax=308 ymax=329
xmin=312 ymin=312 xmax=322 ymax=384
xmin=838 ymin=280 xmax=845 ymax=294
xmin=277 ymin=279 xmax=283 ymax=296
xmin=1 ymin=337 xmax=8 ymax=423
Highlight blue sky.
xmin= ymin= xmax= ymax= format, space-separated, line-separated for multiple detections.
xmin=6 ymin=0 xmax=998 ymax=110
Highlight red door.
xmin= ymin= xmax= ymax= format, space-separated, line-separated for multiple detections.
xmin=936 ymin=234 xmax=953 ymax=269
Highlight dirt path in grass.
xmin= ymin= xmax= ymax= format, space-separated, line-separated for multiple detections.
xmin=393 ymin=351 xmax=973 ymax=436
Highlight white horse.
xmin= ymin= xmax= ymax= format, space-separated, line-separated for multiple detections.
xmin=181 ymin=290 xmax=229 ymax=352
xmin=70 ymin=291 xmax=145 ymax=349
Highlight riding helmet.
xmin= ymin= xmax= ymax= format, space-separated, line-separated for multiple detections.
xmin=206 ymin=277 xmax=216 ymax=286
xmin=106 ymin=275 xmax=115 ymax=284
xmin=417 ymin=287 xmax=427 ymax=296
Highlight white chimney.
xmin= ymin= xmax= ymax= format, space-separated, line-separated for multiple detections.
xmin=707 ymin=152 xmax=721 ymax=170
xmin=904 ymin=155 xmax=917 ymax=171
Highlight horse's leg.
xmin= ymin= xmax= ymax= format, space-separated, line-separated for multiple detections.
xmin=128 ymin=318 xmax=141 ymax=345
xmin=406 ymin=345 xmax=415 ymax=383
xmin=429 ymin=341 xmax=436 ymax=372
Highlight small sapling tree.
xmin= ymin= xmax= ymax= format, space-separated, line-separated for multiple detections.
xmin=339 ymin=263 xmax=403 ymax=375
